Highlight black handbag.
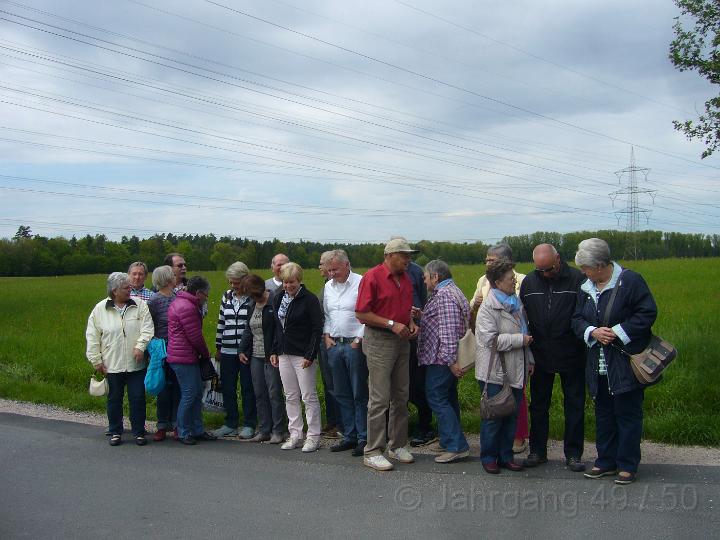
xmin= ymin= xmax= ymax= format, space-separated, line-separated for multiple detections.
xmin=198 ymin=357 xmax=217 ymax=381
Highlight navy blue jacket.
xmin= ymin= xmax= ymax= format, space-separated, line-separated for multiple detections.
xmin=271 ymin=285 xmax=324 ymax=361
xmin=572 ymin=267 xmax=657 ymax=397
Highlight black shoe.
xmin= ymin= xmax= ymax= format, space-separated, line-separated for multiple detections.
xmin=523 ymin=452 xmax=548 ymax=468
xmin=330 ymin=440 xmax=357 ymax=452
xmin=409 ymin=431 xmax=438 ymax=447
xmin=180 ymin=436 xmax=197 ymax=445
xmin=351 ymin=441 xmax=366 ymax=457
xmin=134 ymin=435 xmax=148 ymax=446
xmin=109 ymin=434 xmax=122 ymax=446
xmin=584 ymin=467 xmax=617 ymax=479
xmin=566 ymin=457 xmax=586 ymax=472
xmin=196 ymin=432 xmax=217 ymax=441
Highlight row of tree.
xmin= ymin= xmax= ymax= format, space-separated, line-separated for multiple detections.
xmin=1 ymin=226 xmax=718 ymax=277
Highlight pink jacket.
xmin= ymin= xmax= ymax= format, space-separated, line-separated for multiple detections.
xmin=167 ymin=291 xmax=210 ymax=364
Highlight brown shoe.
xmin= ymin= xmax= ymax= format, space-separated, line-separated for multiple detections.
xmin=482 ymin=462 xmax=500 ymax=474
xmin=499 ymin=461 xmax=524 ymax=472
xmin=153 ymin=429 xmax=167 ymax=442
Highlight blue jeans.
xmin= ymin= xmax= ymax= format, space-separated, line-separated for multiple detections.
xmin=594 ymin=375 xmax=644 ymax=473
xmin=171 ymin=363 xmax=204 ymax=439
xmin=106 ymin=369 xmax=146 ymax=436
xmin=220 ymin=353 xmax=257 ymax=430
xmin=156 ymin=362 xmax=180 ymax=430
xmin=327 ymin=341 xmax=368 ymax=443
xmin=425 ymin=365 xmax=468 ymax=453
xmin=478 ymin=380 xmax=523 ymax=465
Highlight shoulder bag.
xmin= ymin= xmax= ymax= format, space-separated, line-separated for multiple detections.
xmin=603 ymin=271 xmax=677 ymax=384
xmin=456 ymin=310 xmax=476 ymax=371
xmin=479 ymin=344 xmax=516 ymax=420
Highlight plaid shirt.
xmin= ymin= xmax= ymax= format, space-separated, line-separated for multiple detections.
xmin=417 ymin=280 xmax=471 ymax=366
xmin=130 ymin=287 xmax=152 ymax=301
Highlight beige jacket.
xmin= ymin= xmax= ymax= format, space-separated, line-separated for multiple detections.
xmin=86 ymin=298 xmax=154 ymax=373
xmin=470 ymin=270 xmax=525 ymax=309
xmin=474 ymin=290 xmax=533 ymax=389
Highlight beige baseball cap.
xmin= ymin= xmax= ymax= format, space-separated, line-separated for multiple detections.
xmin=384 ymin=237 xmax=419 ymax=254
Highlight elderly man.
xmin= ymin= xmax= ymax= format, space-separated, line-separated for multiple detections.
xmin=128 ymin=261 xmax=152 ymax=301
xmin=265 ymin=253 xmax=289 ymax=294
xmin=355 ymin=237 xmax=418 ymax=472
xmin=323 ymin=249 xmax=367 ymax=456
xmin=164 ymin=252 xmax=188 ymax=292
xmin=520 ymin=244 xmax=587 ymax=472
xmin=417 ymin=260 xmax=471 ymax=464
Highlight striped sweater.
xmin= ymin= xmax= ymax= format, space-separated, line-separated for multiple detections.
xmin=215 ymin=289 xmax=252 ymax=354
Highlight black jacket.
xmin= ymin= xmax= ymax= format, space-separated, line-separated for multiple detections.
xmin=572 ymin=267 xmax=657 ymax=397
xmin=520 ymin=261 xmax=586 ymax=373
xmin=271 ymin=285 xmax=324 ymax=361
xmin=238 ymin=291 xmax=276 ymax=361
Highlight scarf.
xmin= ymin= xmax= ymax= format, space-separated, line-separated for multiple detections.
xmin=491 ymin=288 xmax=528 ymax=334
xmin=277 ymin=292 xmax=294 ymax=327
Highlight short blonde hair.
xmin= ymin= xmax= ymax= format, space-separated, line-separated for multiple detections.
xmin=280 ymin=262 xmax=303 ymax=282
xmin=225 ymin=261 xmax=250 ymax=280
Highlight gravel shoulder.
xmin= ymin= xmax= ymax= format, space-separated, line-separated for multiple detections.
xmin=2 ymin=398 xmax=718 ymax=466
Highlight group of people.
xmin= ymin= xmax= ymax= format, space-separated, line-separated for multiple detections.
xmin=86 ymin=236 xmax=657 ymax=485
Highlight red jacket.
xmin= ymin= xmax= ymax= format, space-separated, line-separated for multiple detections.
xmin=167 ymin=291 xmax=210 ymax=364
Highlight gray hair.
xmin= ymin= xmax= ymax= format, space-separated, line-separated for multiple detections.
xmin=107 ymin=272 xmax=130 ymax=297
xmin=575 ymin=238 xmax=611 ymax=268
xmin=327 ymin=249 xmax=349 ymax=265
xmin=152 ymin=265 xmax=175 ymax=289
xmin=488 ymin=243 xmax=513 ymax=261
xmin=319 ymin=250 xmax=335 ymax=266
xmin=425 ymin=259 xmax=452 ymax=282
xmin=225 ymin=261 xmax=250 ymax=280
xmin=127 ymin=261 xmax=148 ymax=275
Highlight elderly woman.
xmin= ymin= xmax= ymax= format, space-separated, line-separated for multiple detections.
xmin=417 ymin=260 xmax=471 ymax=464
xmin=86 ymin=272 xmax=154 ymax=446
xmin=572 ymin=238 xmax=657 ymax=485
xmin=213 ymin=261 xmax=257 ymax=439
xmin=475 ymin=259 xmax=534 ymax=474
xmin=238 ymin=274 xmax=288 ymax=443
xmin=167 ymin=276 xmax=217 ymax=445
xmin=270 ymin=262 xmax=324 ymax=452
xmin=128 ymin=261 xmax=152 ymax=301
xmin=147 ymin=265 xmax=179 ymax=441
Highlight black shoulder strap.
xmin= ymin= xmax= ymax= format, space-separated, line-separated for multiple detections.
xmin=602 ymin=269 xmax=625 ymax=327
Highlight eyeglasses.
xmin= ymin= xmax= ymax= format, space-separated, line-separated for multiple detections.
xmin=174 ymin=263 xmax=187 ymax=268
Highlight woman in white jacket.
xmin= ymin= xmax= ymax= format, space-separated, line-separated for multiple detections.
xmin=86 ymin=272 xmax=154 ymax=446
xmin=475 ymin=260 xmax=534 ymax=474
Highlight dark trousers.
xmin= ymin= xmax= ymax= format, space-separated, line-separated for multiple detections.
xmin=250 ymin=356 xmax=287 ymax=436
xmin=594 ymin=375 xmax=644 ymax=473
xmin=529 ymin=366 xmax=585 ymax=459
xmin=318 ymin=344 xmax=342 ymax=430
xmin=425 ymin=365 xmax=468 ymax=453
xmin=327 ymin=342 xmax=369 ymax=443
xmin=156 ymin=362 xmax=180 ymax=430
xmin=106 ymin=369 xmax=146 ymax=436
xmin=478 ymin=380 xmax=523 ymax=465
xmin=220 ymin=352 xmax=257 ymax=430
xmin=408 ymin=340 xmax=433 ymax=434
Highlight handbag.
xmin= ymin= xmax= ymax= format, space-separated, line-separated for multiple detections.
xmin=456 ymin=327 xmax=476 ymax=372
xmin=202 ymin=358 xmax=224 ymax=413
xmin=144 ymin=337 xmax=167 ymax=395
xmin=479 ymin=346 xmax=516 ymax=420
xmin=88 ymin=372 xmax=108 ymax=397
xmin=198 ymin=357 xmax=217 ymax=381
xmin=603 ymin=272 xmax=676 ymax=384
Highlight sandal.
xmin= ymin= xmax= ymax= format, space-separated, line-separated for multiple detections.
xmin=135 ymin=435 xmax=148 ymax=446
xmin=614 ymin=471 xmax=636 ymax=485
xmin=109 ymin=434 xmax=122 ymax=446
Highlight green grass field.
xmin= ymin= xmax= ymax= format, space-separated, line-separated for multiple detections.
xmin=1 ymin=258 xmax=718 ymax=446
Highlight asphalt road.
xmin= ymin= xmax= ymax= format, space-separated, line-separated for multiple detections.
xmin=1 ymin=413 xmax=717 ymax=539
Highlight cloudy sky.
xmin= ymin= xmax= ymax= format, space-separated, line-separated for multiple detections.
xmin=0 ymin=0 xmax=717 ymax=243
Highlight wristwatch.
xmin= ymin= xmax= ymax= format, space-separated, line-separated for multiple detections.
xmin=353 ymin=337 xmax=361 ymax=344
xmin=387 ymin=319 xmax=394 ymax=328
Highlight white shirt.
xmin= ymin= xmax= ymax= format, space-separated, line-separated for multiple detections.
xmin=323 ymin=271 xmax=364 ymax=338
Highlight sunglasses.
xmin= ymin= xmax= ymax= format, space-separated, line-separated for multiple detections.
xmin=535 ymin=265 xmax=555 ymax=273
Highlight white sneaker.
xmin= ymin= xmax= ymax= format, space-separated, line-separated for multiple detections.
xmin=388 ymin=446 xmax=415 ymax=463
xmin=301 ymin=437 xmax=320 ymax=453
xmin=280 ymin=436 xmax=303 ymax=450
xmin=363 ymin=454 xmax=394 ymax=471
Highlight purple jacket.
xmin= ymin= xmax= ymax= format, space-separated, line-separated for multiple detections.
xmin=167 ymin=291 xmax=210 ymax=364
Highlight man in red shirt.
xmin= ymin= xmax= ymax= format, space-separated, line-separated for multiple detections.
xmin=355 ymin=237 xmax=419 ymax=471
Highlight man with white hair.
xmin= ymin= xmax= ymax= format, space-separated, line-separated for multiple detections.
xmin=265 ymin=253 xmax=289 ymax=294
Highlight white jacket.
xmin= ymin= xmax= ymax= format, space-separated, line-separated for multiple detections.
xmin=86 ymin=298 xmax=154 ymax=373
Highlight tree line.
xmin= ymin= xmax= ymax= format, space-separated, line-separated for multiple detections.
xmin=1 ymin=226 xmax=717 ymax=277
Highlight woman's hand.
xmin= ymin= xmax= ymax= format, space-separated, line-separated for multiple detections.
xmin=215 ymin=350 xmax=222 ymax=361
xmin=270 ymin=354 xmax=279 ymax=368
xmin=522 ymin=334 xmax=533 ymax=346
xmin=302 ymin=359 xmax=313 ymax=369
xmin=132 ymin=348 xmax=144 ymax=363
xmin=528 ymin=364 xmax=535 ymax=376
xmin=591 ymin=327 xmax=616 ymax=346
xmin=94 ymin=363 xmax=107 ymax=375
xmin=449 ymin=362 xmax=464 ymax=378
xmin=239 ymin=353 xmax=249 ymax=365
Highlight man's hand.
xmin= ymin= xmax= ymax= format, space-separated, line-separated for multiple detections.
xmin=270 ymin=354 xmax=279 ymax=368
xmin=132 ymin=348 xmax=144 ymax=363
xmin=350 ymin=338 xmax=361 ymax=350
xmin=239 ymin=353 xmax=249 ymax=364
xmin=407 ymin=320 xmax=419 ymax=339
xmin=449 ymin=362 xmax=464 ymax=378
xmin=391 ymin=321 xmax=410 ymax=338
xmin=591 ymin=327 xmax=617 ymax=346
xmin=324 ymin=334 xmax=336 ymax=350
